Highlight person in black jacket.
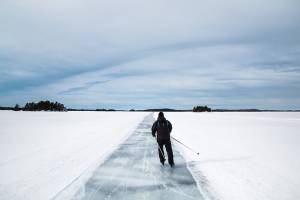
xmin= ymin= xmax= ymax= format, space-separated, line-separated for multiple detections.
xmin=152 ymin=112 xmax=174 ymax=167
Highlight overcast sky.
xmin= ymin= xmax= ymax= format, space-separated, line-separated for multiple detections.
xmin=1 ymin=0 xmax=300 ymax=109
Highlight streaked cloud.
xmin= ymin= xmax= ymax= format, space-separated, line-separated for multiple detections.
xmin=0 ymin=0 xmax=300 ymax=109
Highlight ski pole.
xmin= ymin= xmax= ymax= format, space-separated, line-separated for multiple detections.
xmin=171 ymin=136 xmax=200 ymax=155
xmin=158 ymin=145 xmax=165 ymax=160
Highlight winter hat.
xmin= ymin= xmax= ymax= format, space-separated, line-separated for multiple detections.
xmin=158 ymin=112 xmax=164 ymax=118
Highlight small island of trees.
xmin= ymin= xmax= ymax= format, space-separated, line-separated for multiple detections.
xmin=22 ymin=101 xmax=66 ymax=111
xmin=192 ymin=105 xmax=212 ymax=112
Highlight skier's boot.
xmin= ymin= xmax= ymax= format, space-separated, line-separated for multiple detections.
xmin=169 ymin=162 xmax=175 ymax=167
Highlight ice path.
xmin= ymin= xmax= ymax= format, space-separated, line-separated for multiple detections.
xmin=71 ymin=114 xmax=203 ymax=200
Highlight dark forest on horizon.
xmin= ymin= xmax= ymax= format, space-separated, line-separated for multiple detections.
xmin=0 ymin=100 xmax=299 ymax=112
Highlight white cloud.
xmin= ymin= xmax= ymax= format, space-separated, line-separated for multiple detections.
xmin=0 ymin=0 xmax=300 ymax=108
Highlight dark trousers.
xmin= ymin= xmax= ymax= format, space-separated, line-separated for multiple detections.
xmin=157 ymin=139 xmax=174 ymax=164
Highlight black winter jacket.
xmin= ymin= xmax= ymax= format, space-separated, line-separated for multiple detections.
xmin=152 ymin=117 xmax=172 ymax=140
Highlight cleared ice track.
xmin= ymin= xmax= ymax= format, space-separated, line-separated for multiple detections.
xmin=67 ymin=114 xmax=203 ymax=200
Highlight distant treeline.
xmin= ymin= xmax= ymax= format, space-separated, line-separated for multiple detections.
xmin=135 ymin=108 xmax=191 ymax=112
xmin=1 ymin=103 xmax=299 ymax=112
xmin=68 ymin=108 xmax=117 ymax=111
xmin=137 ymin=106 xmax=212 ymax=112
xmin=192 ymin=105 xmax=212 ymax=112
xmin=4 ymin=100 xmax=66 ymax=111
xmin=23 ymin=101 xmax=65 ymax=111
xmin=213 ymin=109 xmax=261 ymax=112
xmin=0 ymin=106 xmax=14 ymax=111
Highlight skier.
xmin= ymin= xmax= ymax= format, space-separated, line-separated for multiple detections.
xmin=152 ymin=112 xmax=174 ymax=167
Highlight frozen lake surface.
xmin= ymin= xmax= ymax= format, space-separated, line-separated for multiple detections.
xmin=0 ymin=111 xmax=148 ymax=200
xmin=1 ymin=111 xmax=299 ymax=200
xmin=57 ymin=114 xmax=203 ymax=200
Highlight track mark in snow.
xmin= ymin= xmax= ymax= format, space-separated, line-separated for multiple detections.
xmin=56 ymin=114 xmax=203 ymax=200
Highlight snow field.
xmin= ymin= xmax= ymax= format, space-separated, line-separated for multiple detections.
xmin=0 ymin=111 xmax=147 ymax=200
xmin=165 ymin=112 xmax=300 ymax=200
xmin=1 ymin=111 xmax=300 ymax=200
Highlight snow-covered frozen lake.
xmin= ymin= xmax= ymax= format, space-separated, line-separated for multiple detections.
xmin=0 ymin=111 xmax=147 ymax=199
xmin=168 ymin=112 xmax=300 ymax=200
xmin=1 ymin=111 xmax=300 ymax=200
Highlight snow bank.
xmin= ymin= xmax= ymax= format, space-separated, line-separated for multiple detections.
xmin=0 ymin=111 xmax=147 ymax=200
xmin=165 ymin=112 xmax=300 ymax=200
